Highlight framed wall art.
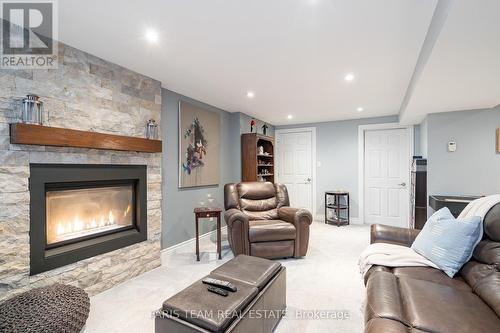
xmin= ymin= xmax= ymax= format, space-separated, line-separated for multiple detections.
xmin=178 ymin=101 xmax=220 ymax=188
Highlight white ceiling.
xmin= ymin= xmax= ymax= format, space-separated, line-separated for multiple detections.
xmin=57 ymin=0 xmax=499 ymax=126
xmin=399 ymin=0 xmax=500 ymax=124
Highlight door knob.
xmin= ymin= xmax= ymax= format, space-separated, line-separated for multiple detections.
xmin=399 ymin=182 xmax=406 ymax=187
xmin=306 ymin=178 xmax=312 ymax=182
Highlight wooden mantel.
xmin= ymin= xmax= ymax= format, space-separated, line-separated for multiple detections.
xmin=10 ymin=123 xmax=162 ymax=153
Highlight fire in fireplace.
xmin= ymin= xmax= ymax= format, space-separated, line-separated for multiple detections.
xmin=30 ymin=164 xmax=147 ymax=275
xmin=46 ymin=185 xmax=134 ymax=245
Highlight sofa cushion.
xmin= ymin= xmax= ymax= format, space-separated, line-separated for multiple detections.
xmin=364 ymin=265 xmax=392 ymax=285
xmin=484 ymin=202 xmax=500 ymax=242
xmin=461 ymin=260 xmax=500 ymax=317
xmin=249 ymin=220 xmax=296 ymax=242
xmin=210 ymin=254 xmax=282 ymax=290
xmin=162 ymin=275 xmax=258 ymax=333
xmin=473 ymin=239 xmax=500 ymax=264
xmin=411 ymin=207 xmax=482 ymax=277
xmin=365 ymin=272 xmax=406 ymax=324
xmin=392 ymin=267 xmax=471 ymax=291
xmin=366 ymin=271 xmax=500 ymax=333
xmin=365 ymin=266 xmax=470 ymax=291
xmin=365 ymin=318 xmax=427 ymax=333
xmin=400 ymin=276 xmax=500 ymax=333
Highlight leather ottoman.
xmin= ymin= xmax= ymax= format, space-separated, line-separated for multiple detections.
xmin=155 ymin=255 xmax=286 ymax=333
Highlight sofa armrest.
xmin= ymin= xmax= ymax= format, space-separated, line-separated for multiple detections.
xmin=224 ymin=209 xmax=250 ymax=256
xmin=370 ymin=224 xmax=420 ymax=247
xmin=279 ymin=207 xmax=312 ymax=257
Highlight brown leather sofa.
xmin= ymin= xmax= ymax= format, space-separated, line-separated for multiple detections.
xmin=364 ymin=203 xmax=500 ymax=333
xmin=224 ymin=182 xmax=312 ymax=259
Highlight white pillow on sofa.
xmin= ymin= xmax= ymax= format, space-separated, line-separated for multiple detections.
xmin=411 ymin=207 xmax=482 ymax=278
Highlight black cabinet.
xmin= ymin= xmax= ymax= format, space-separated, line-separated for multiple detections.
xmin=411 ymin=158 xmax=427 ymax=229
xmin=429 ymin=195 xmax=482 ymax=218
xmin=325 ymin=191 xmax=349 ymax=226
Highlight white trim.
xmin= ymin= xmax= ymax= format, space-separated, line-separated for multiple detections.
xmin=358 ymin=123 xmax=414 ymax=226
xmin=160 ymin=226 xmax=228 ymax=266
xmin=275 ymin=127 xmax=317 ymax=217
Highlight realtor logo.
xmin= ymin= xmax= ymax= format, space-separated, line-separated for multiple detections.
xmin=1 ymin=0 xmax=58 ymax=68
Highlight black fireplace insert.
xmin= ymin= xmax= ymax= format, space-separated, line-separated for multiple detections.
xmin=29 ymin=164 xmax=147 ymax=275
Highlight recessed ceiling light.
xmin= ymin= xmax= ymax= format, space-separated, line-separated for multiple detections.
xmin=357 ymin=107 xmax=364 ymax=112
xmin=344 ymin=73 xmax=355 ymax=82
xmin=246 ymin=91 xmax=255 ymax=98
xmin=145 ymin=29 xmax=159 ymax=43
xmin=287 ymin=115 xmax=293 ymax=119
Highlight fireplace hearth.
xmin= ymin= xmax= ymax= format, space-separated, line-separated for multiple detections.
xmin=30 ymin=164 xmax=147 ymax=275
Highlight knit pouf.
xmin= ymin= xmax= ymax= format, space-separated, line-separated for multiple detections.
xmin=0 ymin=283 xmax=90 ymax=333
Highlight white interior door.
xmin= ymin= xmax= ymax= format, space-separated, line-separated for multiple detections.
xmin=364 ymin=128 xmax=410 ymax=227
xmin=276 ymin=129 xmax=314 ymax=212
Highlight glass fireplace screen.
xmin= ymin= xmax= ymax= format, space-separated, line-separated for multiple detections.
xmin=46 ymin=185 xmax=134 ymax=245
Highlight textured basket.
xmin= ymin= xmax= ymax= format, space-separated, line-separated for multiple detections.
xmin=0 ymin=283 xmax=90 ymax=333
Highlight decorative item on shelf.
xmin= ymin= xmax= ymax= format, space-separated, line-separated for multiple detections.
xmin=21 ymin=94 xmax=44 ymax=125
xmin=146 ymin=119 xmax=158 ymax=139
xmin=261 ymin=123 xmax=268 ymax=135
xmin=250 ymin=119 xmax=256 ymax=133
xmin=241 ymin=133 xmax=275 ymax=183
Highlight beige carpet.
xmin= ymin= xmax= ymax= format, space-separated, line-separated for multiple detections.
xmin=84 ymin=221 xmax=369 ymax=332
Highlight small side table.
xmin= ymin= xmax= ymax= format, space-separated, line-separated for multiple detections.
xmin=325 ymin=191 xmax=350 ymax=226
xmin=193 ymin=207 xmax=222 ymax=261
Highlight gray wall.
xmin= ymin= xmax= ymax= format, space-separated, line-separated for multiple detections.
xmin=413 ymin=124 xmax=421 ymax=156
xmin=161 ymin=89 xmax=240 ymax=248
xmin=276 ymin=115 xmax=399 ymax=219
xmin=238 ymin=112 xmax=275 ymax=137
xmin=426 ymin=107 xmax=500 ymax=203
xmin=161 ymin=90 xmax=272 ymax=248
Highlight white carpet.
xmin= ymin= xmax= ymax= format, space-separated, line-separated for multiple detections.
xmin=84 ymin=221 xmax=369 ymax=332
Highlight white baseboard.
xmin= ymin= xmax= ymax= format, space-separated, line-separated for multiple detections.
xmin=315 ymin=214 xmax=362 ymax=225
xmin=160 ymin=226 xmax=227 ymax=266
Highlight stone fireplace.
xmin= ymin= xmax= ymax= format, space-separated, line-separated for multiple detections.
xmin=0 ymin=42 xmax=162 ymax=301
xmin=29 ymin=164 xmax=148 ymax=275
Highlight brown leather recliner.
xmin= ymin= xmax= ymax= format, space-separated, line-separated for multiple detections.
xmin=224 ymin=182 xmax=312 ymax=259
xmin=364 ymin=203 xmax=500 ymax=333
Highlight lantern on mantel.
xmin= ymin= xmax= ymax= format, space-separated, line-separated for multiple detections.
xmin=146 ymin=119 xmax=158 ymax=139
xmin=21 ymin=94 xmax=44 ymax=125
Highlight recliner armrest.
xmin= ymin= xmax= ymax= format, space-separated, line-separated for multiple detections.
xmin=224 ymin=209 xmax=249 ymax=229
xmin=278 ymin=207 xmax=313 ymax=226
xmin=370 ymin=224 xmax=420 ymax=247
xmin=279 ymin=207 xmax=312 ymax=258
xmin=224 ymin=209 xmax=250 ymax=256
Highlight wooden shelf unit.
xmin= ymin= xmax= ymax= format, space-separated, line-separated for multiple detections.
xmin=9 ymin=123 xmax=162 ymax=153
xmin=241 ymin=133 xmax=275 ymax=183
